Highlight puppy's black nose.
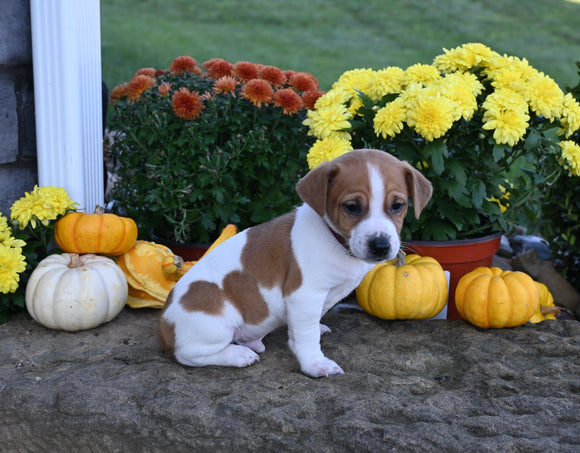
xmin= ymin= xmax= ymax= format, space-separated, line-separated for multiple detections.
xmin=368 ymin=235 xmax=391 ymax=259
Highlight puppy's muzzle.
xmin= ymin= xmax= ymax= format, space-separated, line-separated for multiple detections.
xmin=367 ymin=234 xmax=392 ymax=261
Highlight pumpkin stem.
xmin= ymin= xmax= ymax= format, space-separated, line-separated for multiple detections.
xmin=94 ymin=205 xmax=105 ymax=215
xmin=395 ymin=250 xmax=406 ymax=267
xmin=68 ymin=253 xmax=84 ymax=268
xmin=540 ymin=306 xmax=560 ymax=316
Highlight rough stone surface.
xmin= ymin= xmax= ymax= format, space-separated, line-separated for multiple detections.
xmin=1 ymin=308 xmax=578 ymax=452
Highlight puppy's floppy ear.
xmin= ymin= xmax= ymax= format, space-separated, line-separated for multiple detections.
xmin=404 ymin=165 xmax=433 ymax=219
xmin=296 ymin=161 xmax=339 ymax=217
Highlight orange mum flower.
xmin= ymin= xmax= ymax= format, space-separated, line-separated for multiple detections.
xmin=169 ymin=55 xmax=199 ymax=74
xmin=290 ymin=72 xmax=319 ymax=92
xmin=214 ymin=76 xmax=239 ymax=95
xmin=259 ymin=65 xmax=287 ymax=87
xmin=109 ymin=83 xmax=128 ymax=104
xmin=134 ymin=67 xmax=156 ymax=78
xmin=232 ymin=61 xmax=259 ymax=82
xmin=204 ymin=58 xmax=233 ymax=79
xmin=273 ymin=88 xmax=303 ymax=114
xmin=302 ymin=90 xmax=325 ymax=110
xmin=172 ymin=87 xmax=205 ymax=121
xmin=241 ymin=79 xmax=274 ymax=107
xmin=126 ymin=75 xmax=155 ymax=101
xmin=284 ymin=70 xmax=298 ymax=85
xmin=158 ymin=82 xmax=172 ymax=97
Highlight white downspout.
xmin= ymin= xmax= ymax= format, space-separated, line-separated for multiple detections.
xmin=30 ymin=0 xmax=104 ymax=212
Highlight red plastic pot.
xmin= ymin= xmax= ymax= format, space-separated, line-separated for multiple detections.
xmin=405 ymin=232 xmax=502 ymax=320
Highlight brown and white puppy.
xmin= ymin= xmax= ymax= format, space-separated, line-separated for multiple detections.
xmin=158 ymin=149 xmax=432 ymax=377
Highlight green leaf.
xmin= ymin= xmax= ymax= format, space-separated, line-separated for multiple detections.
xmin=467 ymin=178 xmax=486 ymax=209
xmin=423 ymin=141 xmax=448 ymax=176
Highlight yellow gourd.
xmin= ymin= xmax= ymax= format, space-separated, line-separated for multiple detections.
xmin=455 ymin=267 xmax=539 ymax=328
xmin=356 ymin=253 xmax=448 ymax=319
xmin=529 ymin=281 xmax=559 ymax=323
xmin=117 ymin=224 xmax=238 ymax=308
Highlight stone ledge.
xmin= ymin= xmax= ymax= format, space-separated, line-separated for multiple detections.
xmin=1 ymin=309 xmax=579 ymax=452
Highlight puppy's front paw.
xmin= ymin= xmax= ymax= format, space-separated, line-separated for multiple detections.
xmin=301 ymin=358 xmax=345 ymax=378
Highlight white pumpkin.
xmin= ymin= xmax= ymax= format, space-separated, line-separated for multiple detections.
xmin=25 ymin=253 xmax=128 ymax=331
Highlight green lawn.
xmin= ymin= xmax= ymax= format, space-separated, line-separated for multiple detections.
xmin=101 ymin=0 xmax=580 ymax=91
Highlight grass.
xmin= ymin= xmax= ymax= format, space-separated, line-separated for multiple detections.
xmin=101 ymin=0 xmax=580 ymax=91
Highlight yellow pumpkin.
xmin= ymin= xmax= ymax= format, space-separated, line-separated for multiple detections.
xmin=529 ymin=281 xmax=559 ymax=323
xmin=25 ymin=253 xmax=128 ymax=331
xmin=55 ymin=205 xmax=138 ymax=256
xmin=356 ymin=253 xmax=448 ymax=320
xmin=455 ymin=267 xmax=539 ymax=328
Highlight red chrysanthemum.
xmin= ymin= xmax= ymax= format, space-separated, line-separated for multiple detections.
xmin=169 ymin=55 xmax=199 ymax=74
xmin=203 ymin=58 xmax=233 ymax=79
xmin=301 ymin=90 xmax=325 ymax=110
xmin=241 ymin=79 xmax=274 ymax=107
xmin=171 ymin=87 xmax=205 ymax=121
xmin=126 ymin=75 xmax=156 ymax=101
xmin=283 ymin=70 xmax=298 ymax=85
xmin=232 ymin=61 xmax=260 ymax=83
xmin=289 ymin=72 xmax=319 ymax=92
xmin=109 ymin=83 xmax=128 ymax=104
xmin=158 ymin=82 xmax=172 ymax=97
xmin=259 ymin=65 xmax=287 ymax=87
xmin=213 ymin=76 xmax=239 ymax=96
xmin=273 ymin=88 xmax=303 ymax=115
xmin=134 ymin=67 xmax=156 ymax=78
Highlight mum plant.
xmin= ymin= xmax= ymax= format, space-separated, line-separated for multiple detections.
xmin=0 ymin=186 xmax=78 ymax=322
xmin=108 ymin=56 xmax=323 ymax=244
xmin=304 ymin=43 xmax=580 ymax=241
xmin=539 ymin=62 xmax=580 ymax=291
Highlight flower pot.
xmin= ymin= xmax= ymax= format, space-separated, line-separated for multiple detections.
xmin=405 ymin=232 xmax=502 ymax=320
xmin=150 ymin=234 xmax=210 ymax=262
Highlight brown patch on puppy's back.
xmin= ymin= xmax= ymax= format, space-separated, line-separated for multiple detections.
xmin=223 ymin=211 xmax=303 ymax=325
xmin=181 ymin=281 xmax=225 ymax=315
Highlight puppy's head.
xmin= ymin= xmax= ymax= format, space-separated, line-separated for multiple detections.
xmin=296 ymin=149 xmax=432 ymax=262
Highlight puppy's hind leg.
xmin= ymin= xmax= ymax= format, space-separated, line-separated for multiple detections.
xmin=175 ymin=343 xmax=260 ymax=368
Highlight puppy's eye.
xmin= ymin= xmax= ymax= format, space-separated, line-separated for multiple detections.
xmin=343 ymin=200 xmax=362 ymax=216
xmin=391 ymin=200 xmax=406 ymax=214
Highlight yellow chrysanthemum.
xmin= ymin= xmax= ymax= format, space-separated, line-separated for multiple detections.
xmin=559 ymin=140 xmax=580 ymax=177
xmin=10 ymin=185 xmax=78 ymax=229
xmin=433 ymin=43 xmax=496 ymax=73
xmin=406 ymin=91 xmax=456 ymax=141
xmin=561 ymin=93 xmax=580 ymax=138
xmin=524 ymin=73 xmax=564 ymax=121
xmin=306 ymin=136 xmax=353 ymax=170
xmin=482 ymin=109 xmax=530 ymax=146
xmin=0 ymin=214 xmax=12 ymax=244
xmin=437 ymin=73 xmax=482 ymax=121
xmin=374 ymin=98 xmax=407 ymax=138
xmin=485 ymin=55 xmax=538 ymax=86
xmin=483 ymin=88 xmax=529 ymax=119
xmin=313 ymin=88 xmax=351 ymax=110
xmin=403 ymin=64 xmax=441 ymax=87
xmin=0 ymin=244 xmax=27 ymax=294
xmin=303 ymin=105 xmax=352 ymax=140
xmin=332 ymin=68 xmax=375 ymax=96
xmin=366 ymin=67 xmax=405 ymax=101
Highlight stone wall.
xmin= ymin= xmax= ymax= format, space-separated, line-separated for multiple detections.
xmin=0 ymin=0 xmax=37 ymax=216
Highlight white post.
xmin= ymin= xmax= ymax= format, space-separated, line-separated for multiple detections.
xmin=30 ymin=0 xmax=104 ymax=212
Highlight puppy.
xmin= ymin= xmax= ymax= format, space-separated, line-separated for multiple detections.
xmin=158 ymin=149 xmax=432 ymax=377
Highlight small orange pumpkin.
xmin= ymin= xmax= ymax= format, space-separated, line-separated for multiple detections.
xmin=55 ymin=206 xmax=138 ymax=256
xmin=455 ymin=267 xmax=539 ymax=328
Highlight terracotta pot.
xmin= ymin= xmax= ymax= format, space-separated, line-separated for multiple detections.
xmin=405 ymin=232 xmax=502 ymax=320
xmin=150 ymin=235 xmax=210 ymax=262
